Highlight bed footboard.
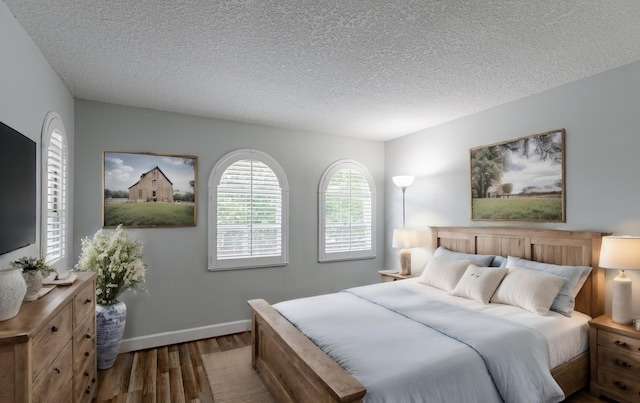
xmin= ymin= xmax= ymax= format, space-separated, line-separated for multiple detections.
xmin=248 ymin=299 xmax=366 ymax=403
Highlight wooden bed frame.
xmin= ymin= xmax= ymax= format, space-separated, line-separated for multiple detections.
xmin=248 ymin=227 xmax=608 ymax=402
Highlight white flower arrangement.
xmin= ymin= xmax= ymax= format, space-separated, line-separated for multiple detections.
xmin=75 ymin=224 xmax=146 ymax=305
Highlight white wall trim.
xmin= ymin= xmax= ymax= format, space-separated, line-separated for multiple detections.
xmin=118 ymin=320 xmax=251 ymax=353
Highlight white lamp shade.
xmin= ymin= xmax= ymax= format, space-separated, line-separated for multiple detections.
xmin=392 ymin=229 xmax=420 ymax=249
xmin=599 ymin=236 xmax=640 ymax=270
xmin=392 ymin=175 xmax=414 ymax=188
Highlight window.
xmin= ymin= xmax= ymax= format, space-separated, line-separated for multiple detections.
xmin=41 ymin=112 xmax=69 ymax=266
xmin=208 ymin=149 xmax=289 ymax=270
xmin=319 ymin=160 xmax=376 ymax=262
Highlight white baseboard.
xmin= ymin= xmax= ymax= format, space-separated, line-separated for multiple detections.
xmin=118 ymin=319 xmax=251 ymax=353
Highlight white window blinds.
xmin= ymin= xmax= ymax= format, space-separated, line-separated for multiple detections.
xmin=44 ymin=131 xmax=67 ymax=264
xmin=319 ymin=160 xmax=376 ymax=262
xmin=217 ymin=160 xmax=282 ymax=259
xmin=209 ymin=149 xmax=289 ymax=271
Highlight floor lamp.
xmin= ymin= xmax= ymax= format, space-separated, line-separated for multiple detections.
xmin=392 ymin=175 xmax=415 ymax=275
xmin=599 ymin=235 xmax=640 ymax=324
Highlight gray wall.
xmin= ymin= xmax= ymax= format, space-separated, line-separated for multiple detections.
xmin=74 ymin=100 xmax=385 ymax=339
xmin=385 ymin=60 xmax=640 ymax=315
xmin=0 ymin=1 xmax=74 ymax=270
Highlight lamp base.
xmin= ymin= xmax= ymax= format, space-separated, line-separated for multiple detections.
xmin=399 ymin=249 xmax=411 ymax=275
xmin=612 ymin=270 xmax=633 ymax=325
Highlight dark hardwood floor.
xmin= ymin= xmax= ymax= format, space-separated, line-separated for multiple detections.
xmin=96 ymin=331 xmax=606 ymax=402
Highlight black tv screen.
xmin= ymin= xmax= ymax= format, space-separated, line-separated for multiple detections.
xmin=0 ymin=121 xmax=36 ymax=255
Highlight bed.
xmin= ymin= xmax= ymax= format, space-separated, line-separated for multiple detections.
xmin=248 ymin=227 xmax=607 ymax=402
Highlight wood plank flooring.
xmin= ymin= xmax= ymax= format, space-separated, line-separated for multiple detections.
xmin=96 ymin=331 xmax=252 ymax=402
xmin=96 ymin=331 xmax=605 ymax=402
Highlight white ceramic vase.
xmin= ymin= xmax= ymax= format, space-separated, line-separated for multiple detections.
xmin=0 ymin=267 xmax=27 ymax=321
xmin=96 ymin=301 xmax=127 ymax=369
xmin=23 ymin=270 xmax=43 ymax=301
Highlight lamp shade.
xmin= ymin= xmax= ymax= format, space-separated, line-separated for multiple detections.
xmin=599 ymin=236 xmax=640 ymax=270
xmin=392 ymin=175 xmax=414 ymax=188
xmin=392 ymin=229 xmax=420 ymax=249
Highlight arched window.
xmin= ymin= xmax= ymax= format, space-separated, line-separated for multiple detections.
xmin=209 ymin=149 xmax=289 ymax=270
xmin=318 ymin=160 xmax=376 ymax=262
xmin=41 ymin=112 xmax=69 ymax=265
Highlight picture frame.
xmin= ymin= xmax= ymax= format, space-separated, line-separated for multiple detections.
xmin=470 ymin=129 xmax=565 ymax=222
xmin=103 ymin=151 xmax=197 ymax=228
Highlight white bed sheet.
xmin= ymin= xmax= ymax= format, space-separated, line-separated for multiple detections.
xmin=399 ymin=278 xmax=590 ymax=368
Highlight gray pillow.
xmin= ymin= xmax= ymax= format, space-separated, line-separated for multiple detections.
xmin=505 ymin=256 xmax=592 ymax=317
xmin=490 ymin=255 xmax=507 ymax=268
xmin=434 ymin=246 xmax=495 ymax=267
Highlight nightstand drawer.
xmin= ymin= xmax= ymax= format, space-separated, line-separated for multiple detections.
xmin=598 ymin=346 xmax=640 ymax=378
xmin=599 ymin=329 xmax=640 ymax=353
xmin=597 ymin=368 xmax=640 ymax=402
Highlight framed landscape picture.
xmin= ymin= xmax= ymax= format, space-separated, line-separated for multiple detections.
xmin=470 ymin=129 xmax=565 ymax=222
xmin=103 ymin=151 xmax=197 ymax=227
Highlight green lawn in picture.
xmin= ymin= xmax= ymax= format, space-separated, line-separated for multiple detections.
xmin=472 ymin=197 xmax=562 ymax=221
xmin=104 ymin=203 xmax=195 ymax=226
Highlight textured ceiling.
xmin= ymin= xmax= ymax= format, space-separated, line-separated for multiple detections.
xmin=5 ymin=1 xmax=640 ymax=141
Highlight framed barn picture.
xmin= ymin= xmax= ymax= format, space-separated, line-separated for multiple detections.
xmin=470 ymin=129 xmax=565 ymax=222
xmin=103 ymin=151 xmax=197 ymax=227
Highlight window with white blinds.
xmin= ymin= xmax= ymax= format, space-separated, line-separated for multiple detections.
xmin=41 ymin=112 xmax=68 ymax=265
xmin=319 ymin=160 xmax=376 ymax=262
xmin=208 ymin=149 xmax=289 ymax=270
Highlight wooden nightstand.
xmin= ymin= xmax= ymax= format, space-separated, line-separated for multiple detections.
xmin=589 ymin=315 xmax=640 ymax=402
xmin=378 ymin=270 xmax=416 ymax=282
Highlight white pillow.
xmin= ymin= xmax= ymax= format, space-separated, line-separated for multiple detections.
xmin=419 ymin=256 xmax=472 ymax=292
xmin=490 ymin=267 xmax=567 ymax=315
xmin=451 ymin=264 xmax=508 ymax=304
xmin=506 ymin=256 xmax=592 ymax=317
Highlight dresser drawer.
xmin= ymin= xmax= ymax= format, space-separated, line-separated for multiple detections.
xmin=74 ymin=315 xmax=96 ymax=368
xmin=33 ymin=341 xmax=73 ymax=403
xmin=74 ymin=282 xmax=96 ymax=324
xmin=599 ymin=329 xmax=640 ymax=353
xmin=598 ymin=345 xmax=640 ymax=378
xmin=32 ymin=303 xmax=73 ymax=380
xmin=75 ymin=351 xmax=97 ymax=402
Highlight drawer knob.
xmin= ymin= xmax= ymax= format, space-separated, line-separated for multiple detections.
xmin=85 ymin=298 xmax=92 ymax=304
xmin=85 ymin=334 xmax=91 ymax=339
xmin=51 ymin=326 xmax=58 ymax=332
xmin=84 ymin=352 xmax=90 ymax=357
xmin=614 ymin=381 xmax=628 ymax=390
xmin=54 ymin=367 xmax=60 ymax=374
xmin=614 ymin=358 xmax=632 ymax=369
xmin=614 ymin=340 xmax=628 ymax=348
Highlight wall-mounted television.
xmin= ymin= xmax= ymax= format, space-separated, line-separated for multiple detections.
xmin=0 ymin=121 xmax=36 ymax=255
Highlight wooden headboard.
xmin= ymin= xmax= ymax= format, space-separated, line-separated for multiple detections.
xmin=431 ymin=227 xmax=609 ymax=318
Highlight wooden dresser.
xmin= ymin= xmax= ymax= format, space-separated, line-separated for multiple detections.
xmin=589 ymin=315 xmax=640 ymax=402
xmin=0 ymin=272 xmax=97 ymax=402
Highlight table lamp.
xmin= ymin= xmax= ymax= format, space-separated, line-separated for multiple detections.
xmin=599 ymin=235 xmax=640 ymax=324
xmin=392 ymin=229 xmax=420 ymax=275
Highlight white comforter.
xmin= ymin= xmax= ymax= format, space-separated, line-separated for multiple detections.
xmin=274 ymin=280 xmax=589 ymax=403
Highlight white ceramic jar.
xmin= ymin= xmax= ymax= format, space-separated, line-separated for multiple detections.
xmin=0 ymin=267 xmax=27 ymax=321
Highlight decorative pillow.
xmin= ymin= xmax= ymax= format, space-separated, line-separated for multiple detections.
xmin=506 ymin=256 xmax=592 ymax=317
xmin=433 ymin=247 xmax=495 ymax=267
xmin=451 ymin=264 xmax=508 ymax=304
xmin=491 ymin=267 xmax=567 ymax=315
xmin=419 ymin=256 xmax=472 ymax=292
xmin=490 ymin=255 xmax=507 ymax=268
